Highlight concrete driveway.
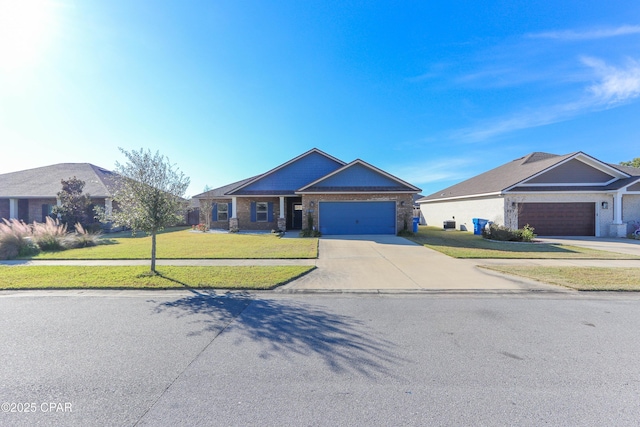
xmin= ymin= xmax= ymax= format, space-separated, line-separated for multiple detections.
xmin=280 ymin=235 xmax=558 ymax=292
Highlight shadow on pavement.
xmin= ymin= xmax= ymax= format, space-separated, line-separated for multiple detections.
xmin=153 ymin=291 xmax=402 ymax=378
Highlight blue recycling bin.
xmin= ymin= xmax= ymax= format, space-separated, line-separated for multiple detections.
xmin=472 ymin=218 xmax=489 ymax=235
xmin=412 ymin=217 xmax=419 ymax=233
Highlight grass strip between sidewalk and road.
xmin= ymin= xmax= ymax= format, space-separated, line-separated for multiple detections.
xmin=0 ymin=265 xmax=314 ymax=290
xmin=480 ymin=265 xmax=640 ymax=291
xmin=26 ymin=228 xmax=319 ymax=260
xmin=407 ymin=227 xmax=640 ymax=259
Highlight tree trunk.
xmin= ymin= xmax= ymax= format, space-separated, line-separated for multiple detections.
xmin=151 ymin=230 xmax=157 ymax=273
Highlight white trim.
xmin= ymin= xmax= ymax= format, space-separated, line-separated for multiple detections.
xmin=418 ymin=192 xmax=503 ymax=203
xmin=9 ymin=198 xmax=18 ymax=219
xmin=512 ymin=177 xmax=619 ymax=187
xmin=504 ymin=152 xmax=629 ymax=192
xmin=231 ymin=197 xmax=237 ymax=218
xmin=298 ymin=191 xmax=417 ymax=195
xmin=226 ymin=148 xmax=346 ymax=195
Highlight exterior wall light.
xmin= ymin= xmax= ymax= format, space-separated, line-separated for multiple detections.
xmin=601 ymin=201 xmax=609 ymax=209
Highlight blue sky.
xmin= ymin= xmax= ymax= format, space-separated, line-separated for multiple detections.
xmin=1 ymin=0 xmax=639 ymax=197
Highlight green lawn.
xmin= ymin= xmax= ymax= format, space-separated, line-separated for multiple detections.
xmin=27 ymin=228 xmax=319 ymax=260
xmin=480 ymin=265 xmax=640 ymax=291
xmin=0 ymin=265 xmax=314 ymax=290
xmin=407 ymin=226 xmax=639 ymax=259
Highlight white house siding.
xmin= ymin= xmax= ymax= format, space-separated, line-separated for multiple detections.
xmin=623 ymin=194 xmax=640 ymax=234
xmin=504 ymin=193 xmax=615 ymax=237
xmin=419 ymin=196 xmax=504 ymax=232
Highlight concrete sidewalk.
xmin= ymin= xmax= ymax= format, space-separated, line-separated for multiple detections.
xmin=537 ymin=236 xmax=640 ymax=257
xmin=0 ymin=259 xmax=316 ymax=267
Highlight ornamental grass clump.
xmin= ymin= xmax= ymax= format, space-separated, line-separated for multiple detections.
xmin=32 ymin=217 xmax=67 ymax=251
xmin=0 ymin=218 xmax=38 ymax=259
xmin=63 ymin=223 xmax=102 ymax=248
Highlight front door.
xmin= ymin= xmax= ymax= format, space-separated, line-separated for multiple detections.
xmin=292 ymin=203 xmax=303 ymax=229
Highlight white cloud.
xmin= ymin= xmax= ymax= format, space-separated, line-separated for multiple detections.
xmin=453 ymin=57 xmax=640 ymax=141
xmin=528 ymin=25 xmax=640 ymax=41
xmin=582 ymin=56 xmax=640 ymax=104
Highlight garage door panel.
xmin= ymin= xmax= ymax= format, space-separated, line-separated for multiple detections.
xmin=319 ymin=202 xmax=396 ymax=235
xmin=518 ymin=202 xmax=595 ymax=236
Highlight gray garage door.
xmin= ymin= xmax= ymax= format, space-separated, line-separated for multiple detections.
xmin=319 ymin=201 xmax=396 ymax=235
xmin=518 ymin=202 xmax=595 ymax=236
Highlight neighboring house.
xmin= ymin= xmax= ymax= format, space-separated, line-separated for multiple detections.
xmin=0 ymin=163 xmax=117 ymax=224
xmin=417 ymin=152 xmax=640 ymax=237
xmin=193 ymin=148 xmax=421 ymax=235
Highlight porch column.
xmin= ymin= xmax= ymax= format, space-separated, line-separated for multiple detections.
xmin=229 ymin=196 xmax=239 ymax=230
xmin=279 ymin=197 xmax=285 ymax=218
xmin=610 ymin=191 xmax=627 ymax=237
xmin=9 ymin=198 xmax=18 ymax=219
xmin=613 ymin=192 xmax=623 ymax=224
xmin=277 ymin=196 xmax=286 ymax=232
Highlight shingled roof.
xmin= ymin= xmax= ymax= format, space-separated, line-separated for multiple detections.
xmin=0 ymin=163 xmax=117 ymax=198
xmin=419 ymin=152 xmax=640 ymax=202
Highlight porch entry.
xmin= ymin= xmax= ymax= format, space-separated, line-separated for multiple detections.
xmin=286 ymin=197 xmax=303 ymax=230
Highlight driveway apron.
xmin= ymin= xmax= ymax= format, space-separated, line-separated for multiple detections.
xmin=280 ymin=235 xmax=555 ymax=292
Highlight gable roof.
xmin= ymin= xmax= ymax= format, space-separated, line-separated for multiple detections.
xmin=297 ymin=159 xmax=421 ymax=193
xmin=226 ymin=148 xmax=346 ymax=196
xmin=419 ymin=152 xmax=636 ymax=202
xmin=191 ymin=176 xmax=260 ymax=199
xmin=0 ymin=163 xmax=117 ymax=198
xmin=193 ymin=148 xmax=421 ymax=199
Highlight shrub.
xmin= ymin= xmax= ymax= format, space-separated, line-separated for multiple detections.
xmin=32 ymin=217 xmax=67 ymax=251
xmin=299 ymin=229 xmax=321 ymax=237
xmin=0 ymin=219 xmax=38 ymax=259
xmin=63 ymin=223 xmax=103 ymax=248
xmin=482 ymin=223 xmax=535 ymax=242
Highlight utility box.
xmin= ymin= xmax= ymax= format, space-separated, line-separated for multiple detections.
xmin=443 ymin=220 xmax=456 ymax=230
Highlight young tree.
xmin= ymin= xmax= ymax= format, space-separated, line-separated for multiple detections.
xmin=620 ymin=157 xmax=640 ymax=168
xmin=199 ymin=185 xmax=215 ymax=231
xmin=108 ymin=148 xmax=190 ymax=273
xmin=52 ymin=176 xmax=92 ymax=227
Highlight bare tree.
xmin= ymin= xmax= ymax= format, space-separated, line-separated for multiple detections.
xmin=199 ymin=185 xmax=215 ymax=231
xmin=107 ymin=148 xmax=190 ymax=273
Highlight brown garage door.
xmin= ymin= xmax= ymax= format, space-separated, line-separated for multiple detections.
xmin=518 ymin=202 xmax=595 ymax=236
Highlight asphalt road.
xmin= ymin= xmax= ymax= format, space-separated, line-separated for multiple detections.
xmin=1 ymin=291 xmax=640 ymax=426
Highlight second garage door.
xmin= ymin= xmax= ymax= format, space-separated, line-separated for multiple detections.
xmin=319 ymin=201 xmax=396 ymax=235
xmin=517 ymin=202 xmax=595 ymax=236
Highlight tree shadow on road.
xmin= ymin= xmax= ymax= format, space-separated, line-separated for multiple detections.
xmin=153 ymin=290 xmax=403 ymax=378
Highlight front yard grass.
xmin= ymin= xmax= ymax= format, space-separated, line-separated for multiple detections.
xmin=480 ymin=266 xmax=640 ymax=291
xmin=407 ymin=226 xmax=640 ymax=259
xmin=26 ymin=228 xmax=318 ymax=260
xmin=0 ymin=265 xmax=314 ymax=290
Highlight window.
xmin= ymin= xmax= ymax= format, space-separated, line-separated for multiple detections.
xmin=256 ymin=202 xmax=268 ymax=222
xmin=217 ymin=203 xmax=228 ymax=221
